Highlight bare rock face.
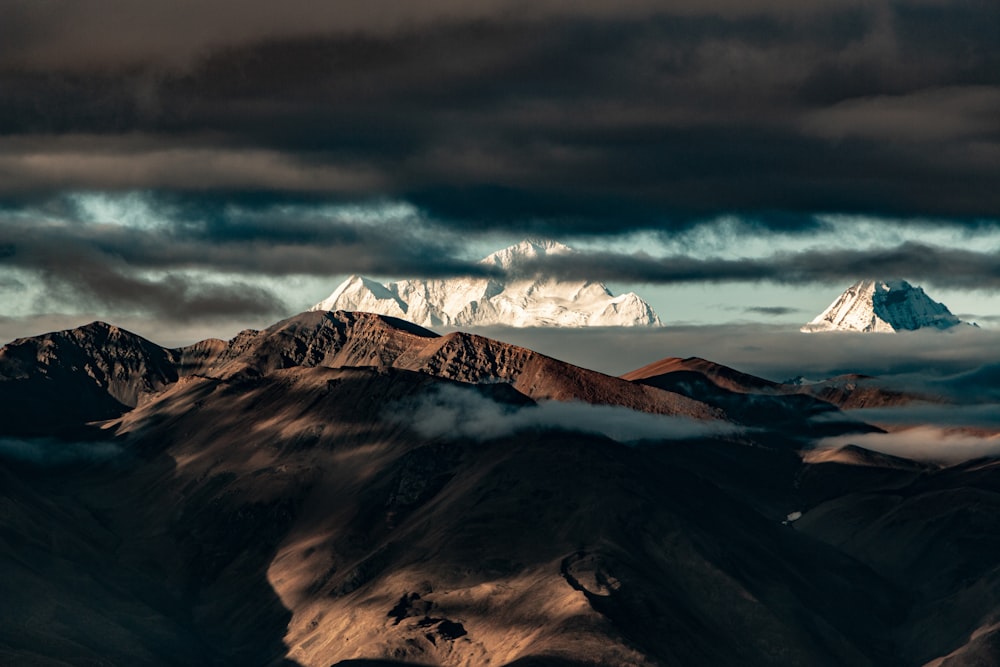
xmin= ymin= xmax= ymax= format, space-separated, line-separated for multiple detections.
xmin=191 ymin=310 xmax=439 ymax=380
xmin=0 ymin=321 xmax=178 ymax=402
xmin=187 ymin=311 xmax=720 ymax=419
xmin=0 ymin=321 xmax=178 ymax=436
xmin=0 ymin=311 xmax=719 ymax=439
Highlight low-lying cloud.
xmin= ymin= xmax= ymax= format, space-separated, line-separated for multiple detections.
xmin=816 ymin=427 xmax=1000 ymax=466
xmin=842 ymin=404 xmax=1000 ymax=430
xmin=0 ymin=437 xmax=125 ymax=467
xmin=392 ymin=384 xmax=739 ymax=443
xmin=470 ymin=324 xmax=1000 ymax=381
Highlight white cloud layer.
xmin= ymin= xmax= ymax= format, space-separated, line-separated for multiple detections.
xmin=392 ymin=384 xmax=739 ymax=443
xmin=816 ymin=427 xmax=1000 ymax=466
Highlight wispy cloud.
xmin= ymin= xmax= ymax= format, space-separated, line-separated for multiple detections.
xmin=816 ymin=427 xmax=1000 ymax=466
xmin=743 ymin=306 xmax=803 ymax=317
xmin=390 ymin=384 xmax=739 ymax=443
xmin=842 ymin=404 xmax=1000 ymax=430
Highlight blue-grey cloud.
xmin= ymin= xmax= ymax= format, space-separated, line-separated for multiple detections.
xmin=522 ymin=243 xmax=1000 ymax=290
xmin=4 ymin=197 xmax=1000 ymax=319
xmin=825 ymin=404 xmax=1000 ymax=430
xmin=0 ymin=437 xmax=125 ymax=467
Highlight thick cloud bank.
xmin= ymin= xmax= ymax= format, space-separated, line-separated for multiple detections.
xmin=1 ymin=1 xmax=997 ymax=224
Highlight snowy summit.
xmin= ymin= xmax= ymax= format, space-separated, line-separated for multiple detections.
xmin=801 ymin=279 xmax=964 ymax=333
xmin=311 ymin=240 xmax=663 ymax=327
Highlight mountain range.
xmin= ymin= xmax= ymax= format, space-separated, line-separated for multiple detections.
xmin=311 ymin=240 xmax=662 ymax=327
xmin=313 ymin=243 xmax=973 ymax=335
xmin=3 ymin=311 xmax=1000 ymax=666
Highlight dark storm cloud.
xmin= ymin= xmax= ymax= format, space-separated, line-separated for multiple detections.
xmin=0 ymin=0 xmax=927 ymax=69
xmin=0 ymin=0 xmax=997 ymax=229
xmin=28 ymin=249 xmax=283 ymax=322
xmin=0 ymin=206 xmax=288 ymax=320
xmin=521 ymin=242 xmax=1000 ymax=289
xmin=0 ymin=196 xmax=509 ymax=322
xmin=743 ymin=306 xmax=803 ymax=317
xmin=0 ymin=197 xmax=490 ymax=279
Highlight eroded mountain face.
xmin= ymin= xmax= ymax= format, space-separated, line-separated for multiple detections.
xmin=2 ymin=313 xmax=999 ymax=667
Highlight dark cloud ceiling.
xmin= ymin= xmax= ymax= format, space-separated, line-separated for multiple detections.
xmin=1 ymin=0 xmax=999 ymax=330
xmin=0 ymin=0 xmax=997 ymax=233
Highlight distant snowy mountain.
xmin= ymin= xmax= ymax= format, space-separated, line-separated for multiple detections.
xmin=311 ymin=240 xmax=663 ymax=327
xmin=801 ymin=279 xmax=964 ymax=333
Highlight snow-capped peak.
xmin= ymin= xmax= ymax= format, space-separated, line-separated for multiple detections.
xmin=801 ymin=279 xmax=963 ymax=333
xmin=310 ymin=240 xmax=662 ymax=328
xmin=312 ymin=274 xmax=408 ymax=318
xmin=480 ymin=239 xmax=574 ymax=271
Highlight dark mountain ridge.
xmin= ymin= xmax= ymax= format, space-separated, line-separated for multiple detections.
xmin=1 ymin=311 xmax=998 ymax=667
xmin=0 ymin=312 xmax=719 ymax=439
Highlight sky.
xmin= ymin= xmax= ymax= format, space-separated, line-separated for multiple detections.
xmin=1 ymin=0 xmax=999 ymax=367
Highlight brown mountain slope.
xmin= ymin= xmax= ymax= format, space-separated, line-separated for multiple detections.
xmin=621 ymin=357 xmax=856 ymax=434
xmin=98 ymin=364 xmax=903 ymax=667
xmin=623 ymin=356 xmax=923 ymax=412
xmin=183 ymin=311 xmax=722 ymax=420
xmin=623 ymin=357 xmax=780 ymax=394
xmin=795 ymin=457 xmax=1000 ymax=667
xmin=799 ymin=374 xmax=917 ymax=410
